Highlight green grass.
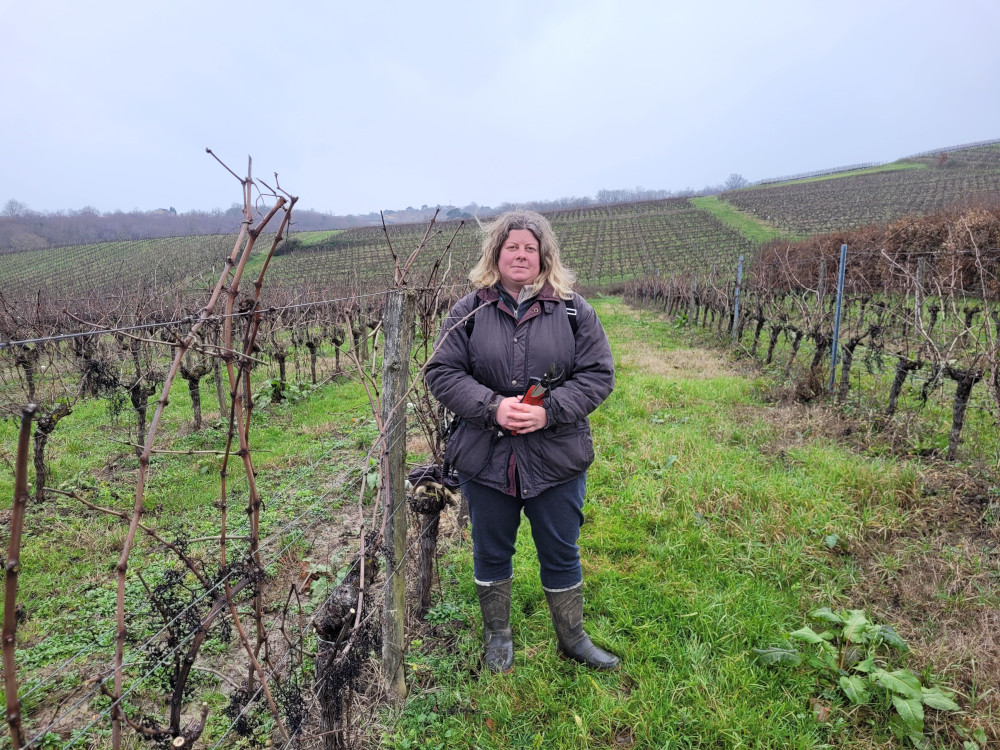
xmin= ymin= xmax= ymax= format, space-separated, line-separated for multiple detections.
xmin=692 ymin=195 xmax=791 ymax=244
xmin=293 ymin=229 xmax=341 ymax=246
xmin=2 ymin=301 xmax=990 ymax=747
xmin=381 ymin=299 xmax=946 ymax=749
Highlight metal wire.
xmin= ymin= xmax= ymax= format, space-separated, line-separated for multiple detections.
xmin=0 ymin=287 xmax=400 ymax=350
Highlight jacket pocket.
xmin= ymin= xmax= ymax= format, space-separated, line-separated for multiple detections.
xmin=447 ymin=421 xmax=503 ymax=485
xmin=545 ymin=418 xmax=588 ymax=438
xmin=529 ymin=421 xmax=593 ymax=486
xmin=582 ymin=428 xmax=595 ymax=465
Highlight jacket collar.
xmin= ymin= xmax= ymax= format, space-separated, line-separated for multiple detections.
xmin=476 ymin=282 xmax=559 ymax=304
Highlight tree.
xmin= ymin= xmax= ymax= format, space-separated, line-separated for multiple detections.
xmin=724 ymin=173 xmax=750 ymax=191
xmin=3 ymin=198 xmax=28 ymax=217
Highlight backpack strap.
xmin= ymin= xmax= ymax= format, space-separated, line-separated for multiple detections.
xmin=464 ymin=296 xmax=486 ymax=338
xmin=566 ymin=303 xmax=579 ymax=336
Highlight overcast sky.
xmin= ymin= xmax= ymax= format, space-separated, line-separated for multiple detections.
xmin=4 ymin=0 xmax=998 ymax=216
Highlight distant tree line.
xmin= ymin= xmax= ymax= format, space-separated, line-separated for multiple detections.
xmin=0 ymin=200 xmax=348 ymax=254
xmin=1 ymin=174 xmax=749 ymax=253
xmin=593 ymin=175 xmax=749 ymax=204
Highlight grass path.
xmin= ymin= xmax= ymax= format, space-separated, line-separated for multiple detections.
xmin=691 ymin=195 xmax=791 ymax=244
xmin=383 ymin=298 xmax=991 ymax=749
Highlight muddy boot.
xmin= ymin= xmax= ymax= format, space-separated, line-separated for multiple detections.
xmin=544 ymin=584 xmax=620 ymax=670
xmin=475 ymin=577 xmax=514 ymax=673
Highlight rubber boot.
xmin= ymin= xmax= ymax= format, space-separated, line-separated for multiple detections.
xmin=475 ymin=578 xmax=514 ymax=673
xmin=544 ymin=584 xmax=620 ymax=670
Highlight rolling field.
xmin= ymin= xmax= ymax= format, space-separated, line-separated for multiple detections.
xmin=0 ymin=199 xmax=757 ymax=304
xmin=0 ymin=235 xmax=238 ymax=299
xmin=2 ymin=141 xmax=999 ymax=310
xmin=266 ymin=199 xmax=758 ymax=289
xmin=5 ymin=142 xmax=999 ymax=307
xmin=724 ymin=143 xmax=1000 ymax=235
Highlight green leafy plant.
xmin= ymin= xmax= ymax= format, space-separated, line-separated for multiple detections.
xmin=652 ymin=455 xmax=678 ymax=478
xmin=253 ymin=378 xmax=315 ymax=409
xmin=424 ymin=600 xmax=463 ymax=625
xmin=755 ymin=608 xmax=960 ymax=747
xmin=955 ymin=725 xmax=989 ymax=749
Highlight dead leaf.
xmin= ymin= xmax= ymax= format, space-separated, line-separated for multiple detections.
xmin=810 ymin=698 xmax=831 ymax=723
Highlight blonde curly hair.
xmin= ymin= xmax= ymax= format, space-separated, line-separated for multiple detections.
xmin=468 ymin=210 xmax=576 ymax=300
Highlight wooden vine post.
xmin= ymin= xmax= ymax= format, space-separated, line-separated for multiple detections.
xmin=3 ymin=404 xmax=37 ymax=749
xmin=688 ymin=277 xmax=696 ymax=325
xmin=380 ymin=289 xmax=415 ymax=700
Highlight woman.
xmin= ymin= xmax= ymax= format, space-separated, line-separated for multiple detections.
xmin=425 ymin=210 xmax=619 ymax=672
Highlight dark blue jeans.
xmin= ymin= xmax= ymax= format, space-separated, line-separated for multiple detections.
xmin=462 ymin=473 xmax=586 ymax=590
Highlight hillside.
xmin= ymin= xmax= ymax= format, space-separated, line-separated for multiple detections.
xmin=2 ymin=139 xmax=999 ymax=309
xmin=265 ymin=198 xmax=757 ymax=290
xmin=0 ymin=199 xmax=758 ymax=306
xmin=3 ymin=142 xmax=999 ymax=748
xmin=723 ymin=143 xmax=1000 ymax=236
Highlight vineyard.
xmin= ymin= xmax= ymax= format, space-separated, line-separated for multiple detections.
xmin=723 ymin=143 xmax=1000 ymax=236
xmin=252 ymin=198 xmax=758 ymax=289
xmin=10 ymin=142 xmax=998 ymax=302
xmin=621 ymin=201 xmax=1000 ymax=744
xmin=627 ymin=200 xmax=1000 ymax=465
xmin=3 ymin=142 xmax=1000 ymax=748
xmin=0 ymin=235 xmax=238 ymax=301
xmin=0 ymin=163 xmax=479 ymax=748
xmin=0 ymin=198 xmax=757 ymax=304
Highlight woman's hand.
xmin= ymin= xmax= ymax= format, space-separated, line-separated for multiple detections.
xmin=496 ymin=397 xmax=548 ymax=434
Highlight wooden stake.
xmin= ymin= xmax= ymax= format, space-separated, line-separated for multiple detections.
xmin=380 ymin=289 xmax=415 ymax=700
